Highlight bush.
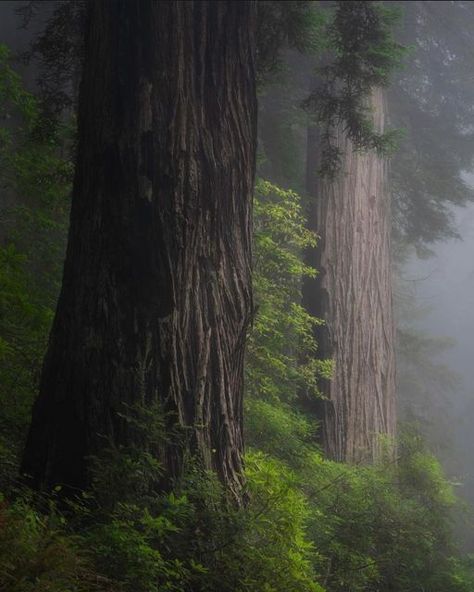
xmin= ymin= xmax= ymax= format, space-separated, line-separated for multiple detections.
xmin=0 ymin=494 xmax=111 ymax=592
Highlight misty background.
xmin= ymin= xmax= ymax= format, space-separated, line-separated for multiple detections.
xmin=402 ymin=189 xmax=474 ymax=548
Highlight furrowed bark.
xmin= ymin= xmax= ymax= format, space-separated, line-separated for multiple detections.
xmin=304 ymin=89 xmax=396 ymax=462
xmin=21 ymin=0 xmax=257 ymax=501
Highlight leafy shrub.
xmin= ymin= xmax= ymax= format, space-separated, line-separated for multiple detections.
xmin=0 ymin=494 xmax=111 ymax=592
xmin=247 ymin=180 xmax=325 ymax=405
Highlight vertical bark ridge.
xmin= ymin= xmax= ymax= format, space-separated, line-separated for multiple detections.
xmin=306 ymin=89 xmax=396 ymax=463
xmin=22 ymin=0 xmax=257 ymax=501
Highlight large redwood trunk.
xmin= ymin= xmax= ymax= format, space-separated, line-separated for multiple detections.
xmin=21 ymin=0 xmax=257 ymax=500
xmin=305 ymin=89 xmax=396 ymax=462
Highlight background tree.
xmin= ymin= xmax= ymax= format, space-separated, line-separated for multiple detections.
xmin=306 ymin=90 xmax=397 ymax=462
xmin=390 ymin=0 xmax=474 ymax=251
xmin=305 ymin=2 xmax=404 ymax=462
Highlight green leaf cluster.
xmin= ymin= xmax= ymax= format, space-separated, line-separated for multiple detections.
xmin=247 ymin=179 xmax=328 ymax=409
xmin=0 ymin=44 xmax=70 ymax=477
xmin=304 ymin=1 xmax=406 ymax=177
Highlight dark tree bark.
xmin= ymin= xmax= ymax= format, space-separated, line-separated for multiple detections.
xmin=21 ymin=0 xmax=257 ymax=500
xmin=304 ymin=89 xmax=396 ymax=463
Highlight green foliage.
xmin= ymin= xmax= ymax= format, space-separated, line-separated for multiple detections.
xmin=247 ymin=179 xmax=329 ymax=408
xmin=304 ymin=1 xmax=406 ymax=177
xmin=0 ymin=494 xmax=109 ymax=592
xmin=2 ymin=438 xmax=472 ymax=592
xmin=16 ymin=0 xmax=85 ymax=120
xmin=236 ymin=452 xmax=322 ymax=592
xmin=84 ymin=499 xmax=196 ymax=592
xmin=0 ymin=44 xmax=70 ymax=475
xmin=74 ymin=431 xmax=318 ymax=592
xmin=246 ymin=398 xmax=316 ymax=468
xmin=390 ymin=0 xmax=474 ymax=248
xmin=278 ymin=435 xmax=472 ymax=592
xmin=88 ymin=402 xmax=167 ymax=512
xmin=256 ymin=1 xmax=326 ymax=84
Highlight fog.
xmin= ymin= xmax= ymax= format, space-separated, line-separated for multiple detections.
xmin=402 ymin=193 xmax=474 ymax=546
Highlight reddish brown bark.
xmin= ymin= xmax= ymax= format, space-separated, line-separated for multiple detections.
xmin=21 ymin=0 xmax=257 ymax=500
xmin=305 ymin=89 xmax=396 ymax=462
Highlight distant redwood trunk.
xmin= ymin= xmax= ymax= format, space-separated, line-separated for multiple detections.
xmin=21 ymin=0 xmax=257 ymax=500
xmin=305 ymin=89 xmax=396 ymax=462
